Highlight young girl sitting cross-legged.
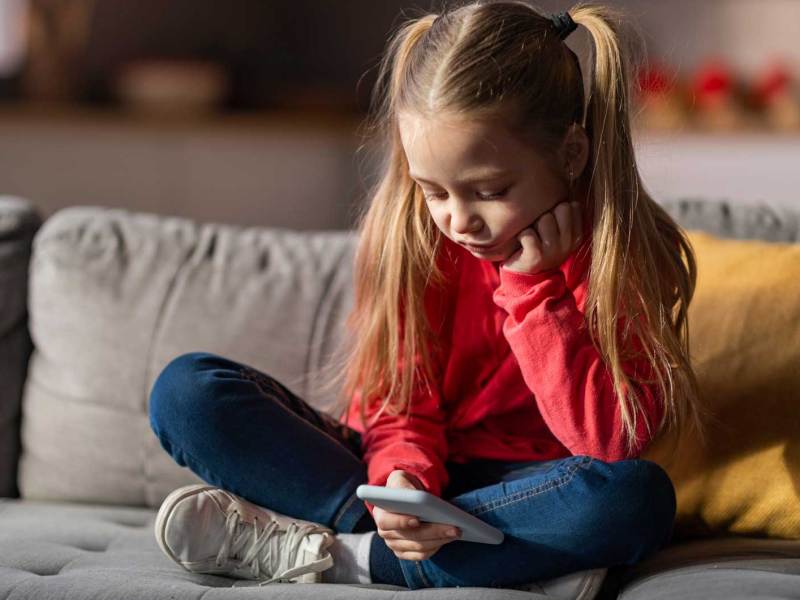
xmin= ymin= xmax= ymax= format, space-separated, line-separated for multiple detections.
xmin=149 ymin=0 xmax=709 ymax=590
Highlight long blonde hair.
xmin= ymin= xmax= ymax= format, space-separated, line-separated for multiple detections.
xmin=318 ymin=0 xmax=710 ymax=458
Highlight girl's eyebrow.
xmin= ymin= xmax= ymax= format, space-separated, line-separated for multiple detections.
xmin=409 ymin=168 xmax=512 ymax=186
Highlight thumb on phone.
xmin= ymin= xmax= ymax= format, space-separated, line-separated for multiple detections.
xmin=384 ymin=469 xmax=425 ymax=527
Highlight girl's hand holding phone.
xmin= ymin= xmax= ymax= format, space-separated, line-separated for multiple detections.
xmin=372 ymin=469 xmax=462 ymax=561
xmin=501 ymin=200 xmax=584 ymax=275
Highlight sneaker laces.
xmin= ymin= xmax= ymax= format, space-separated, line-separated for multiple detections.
xmin=216 ymin=508 xmax=327 ymax=585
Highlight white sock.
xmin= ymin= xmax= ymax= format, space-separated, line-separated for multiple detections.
xmin=320 ymin=531 xmax=376 ymax=584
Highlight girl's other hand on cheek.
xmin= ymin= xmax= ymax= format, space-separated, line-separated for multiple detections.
xmin=501 ymin=200 xmax=583 ymax=275
xmin=372 ymin=469 xmax=461 ymax=561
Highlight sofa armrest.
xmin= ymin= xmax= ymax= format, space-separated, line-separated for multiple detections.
xmin=0 ymin=196 xmax=42 ymax=498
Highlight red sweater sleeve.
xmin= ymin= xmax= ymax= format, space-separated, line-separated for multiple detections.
xmin=358 ymin=248 xmax=457 ymax=519
xmin=491 ymin=265 xmax=664 ymax=462
xmin=358 ymin=372 xmax=449 ymax=519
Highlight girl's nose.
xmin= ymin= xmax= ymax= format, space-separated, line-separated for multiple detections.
xmin=451 ymin=210 xmax=482 ymax=237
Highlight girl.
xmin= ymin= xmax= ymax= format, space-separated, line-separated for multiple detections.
xmin=149 ymin=0 xmax=710 ymax=591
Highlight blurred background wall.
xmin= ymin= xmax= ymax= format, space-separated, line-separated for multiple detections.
xmin=0 ymin=0 xmax=798 ymax=230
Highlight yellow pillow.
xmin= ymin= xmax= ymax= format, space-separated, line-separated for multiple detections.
xmin=642 ymin=229 xmax=800 ymax=541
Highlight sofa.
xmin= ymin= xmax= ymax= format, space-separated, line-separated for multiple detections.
xmin=1 ymin=194 xmax=799 ymax=599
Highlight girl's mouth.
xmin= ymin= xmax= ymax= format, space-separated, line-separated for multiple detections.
xmin=464 ymin=241 xmax=501 ymax=253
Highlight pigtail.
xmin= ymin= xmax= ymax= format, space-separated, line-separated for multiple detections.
xmin=570 ymin=3 xmax=710 ymax=458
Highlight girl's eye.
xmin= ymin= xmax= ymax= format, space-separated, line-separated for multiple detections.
xmin=423 ymin=191 xmax=447 ymax=200
xmin=422 ymin=187 xmax=509 ymax=201
xmin=479 ymin=187 xmax=509 ymax=199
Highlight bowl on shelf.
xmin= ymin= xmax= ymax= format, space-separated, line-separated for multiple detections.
xmin=113 ymin=59 xmax=229 ymax=118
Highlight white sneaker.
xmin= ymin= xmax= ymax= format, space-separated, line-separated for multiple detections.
xmin=154 ymin=483 xmax=336 ymax=585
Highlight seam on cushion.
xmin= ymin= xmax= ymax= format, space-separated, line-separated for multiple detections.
xmin=142 ymin=224 xmax=198 ymax=411
xmin=2 ymin=573 xmax=41 ymax=596
xmin=469 ymin=457 xmax=587 ymax=517
xmin=142 ymin=222 xmax=199 ymax=507
xmin=27 ymin=376 xmax=143 ymax=415
xmin=302 ymin=240 xmax=345 ymax=402
xmin=50 ymin=551 xmax=92 ymax=576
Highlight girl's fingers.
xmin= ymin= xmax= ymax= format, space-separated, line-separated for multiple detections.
xmin=535 ymin=212 xmax=559 ymax=252
xmin=386 ymin=537 xmax=453 ymax=553
xmin=518 ymin=226 xmax=544 ymax=265
xmin=374 ymin=510 xmax=420 ymax=531
xmin=392 ymin=550 xmax=433 ymax=562
xmin=570 ymin=201 xmax=583 ymax=244
xmin=552 ymin=201 xmax=574 ymax=251
xmin=379 ymin=522 xmax=459 ymax=541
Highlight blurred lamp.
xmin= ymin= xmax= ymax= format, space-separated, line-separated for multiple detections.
xmin=0 ymin=0 xmax=27 ymax=76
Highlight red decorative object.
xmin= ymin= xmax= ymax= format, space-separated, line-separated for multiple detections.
xmin=692 ymin=58 xmax=734 ymax=109
xmin=750 ymin=59 xmax=800 ymax=130
xmin=751 ymin=60 xmax=791 ymax=107
xmin=689 ymin=58 xmax=750 ymax=130
xmin=633 ymin=61 xmax=687 ymax=131
xmin=637 ymin=62 xmax=673 ymax=95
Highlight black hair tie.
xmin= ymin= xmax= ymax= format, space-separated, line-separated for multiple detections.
xmin=549 ymin=11 xmax=577 ymax=41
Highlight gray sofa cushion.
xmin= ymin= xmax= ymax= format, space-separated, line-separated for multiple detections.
xmin=19 ymin=205 xmax=358 ymax=507
xmin=1 ymin=496 xmax=798 ymax=599
xmin=0 ymin=196 xmax=41 ymax=499
xmin=0 ymin=497 xmax=609 ymax=598
xmin=614 ymin=535 xmax=800 ymax=599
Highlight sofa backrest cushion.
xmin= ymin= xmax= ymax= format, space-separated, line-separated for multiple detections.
xmin=17 ymin=197 xmax=800 ymax=534
xmin=18 ymin=206 xmax=358 ymax=507
xmin=642 ymin=227 xmax=800 ymax=541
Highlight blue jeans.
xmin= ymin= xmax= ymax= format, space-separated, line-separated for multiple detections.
xmin=148 ymin=351 xmax=677 ymax=590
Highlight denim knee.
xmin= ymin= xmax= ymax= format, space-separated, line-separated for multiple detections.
xmin=636 ymin=459 xmax=678 ymax=552
xmin=608 ymin=459 xmax=677 ymax=562
xmin=148 ymin=351 xmax=226 ymax=440
xmin=570 ymin=457 xmax=676 ymax=565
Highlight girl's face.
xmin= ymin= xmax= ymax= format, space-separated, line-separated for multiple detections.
xmin=399 ymin=112 xmax=572 ymax=262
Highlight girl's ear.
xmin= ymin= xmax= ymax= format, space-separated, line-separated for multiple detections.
xmin=560 ymin=123 xmax=590 ymax=182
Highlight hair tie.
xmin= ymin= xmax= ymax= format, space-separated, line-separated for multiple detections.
xmin=549 ymin=11 xmax=577 ymax=41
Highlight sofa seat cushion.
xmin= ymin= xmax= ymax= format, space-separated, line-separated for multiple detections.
xmin=2 ymin=498 xmax=799 ymax=599
xmin=0 ymin=497 xmax=605 ymax=598
xmin=614 ymin=535 xmax=800 ymax=599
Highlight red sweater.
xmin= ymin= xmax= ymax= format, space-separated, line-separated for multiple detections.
xmin=341 ymin=233 xmax=665 ymax=519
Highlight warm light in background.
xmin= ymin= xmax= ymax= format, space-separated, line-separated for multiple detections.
xmin=0 ymin=0 xmax=27 ymax=76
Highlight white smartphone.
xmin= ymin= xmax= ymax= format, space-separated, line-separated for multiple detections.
xmin=356 ymin=484 xmax=504 ymax=545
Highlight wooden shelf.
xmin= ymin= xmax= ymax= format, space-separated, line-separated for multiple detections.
xmin=0 ymin=102 xmax=796 ymax=232
xmin=0 ymin=102 xmax=365 ymax=135
xmin=0 ymin=102 xmax=373 ymax=231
